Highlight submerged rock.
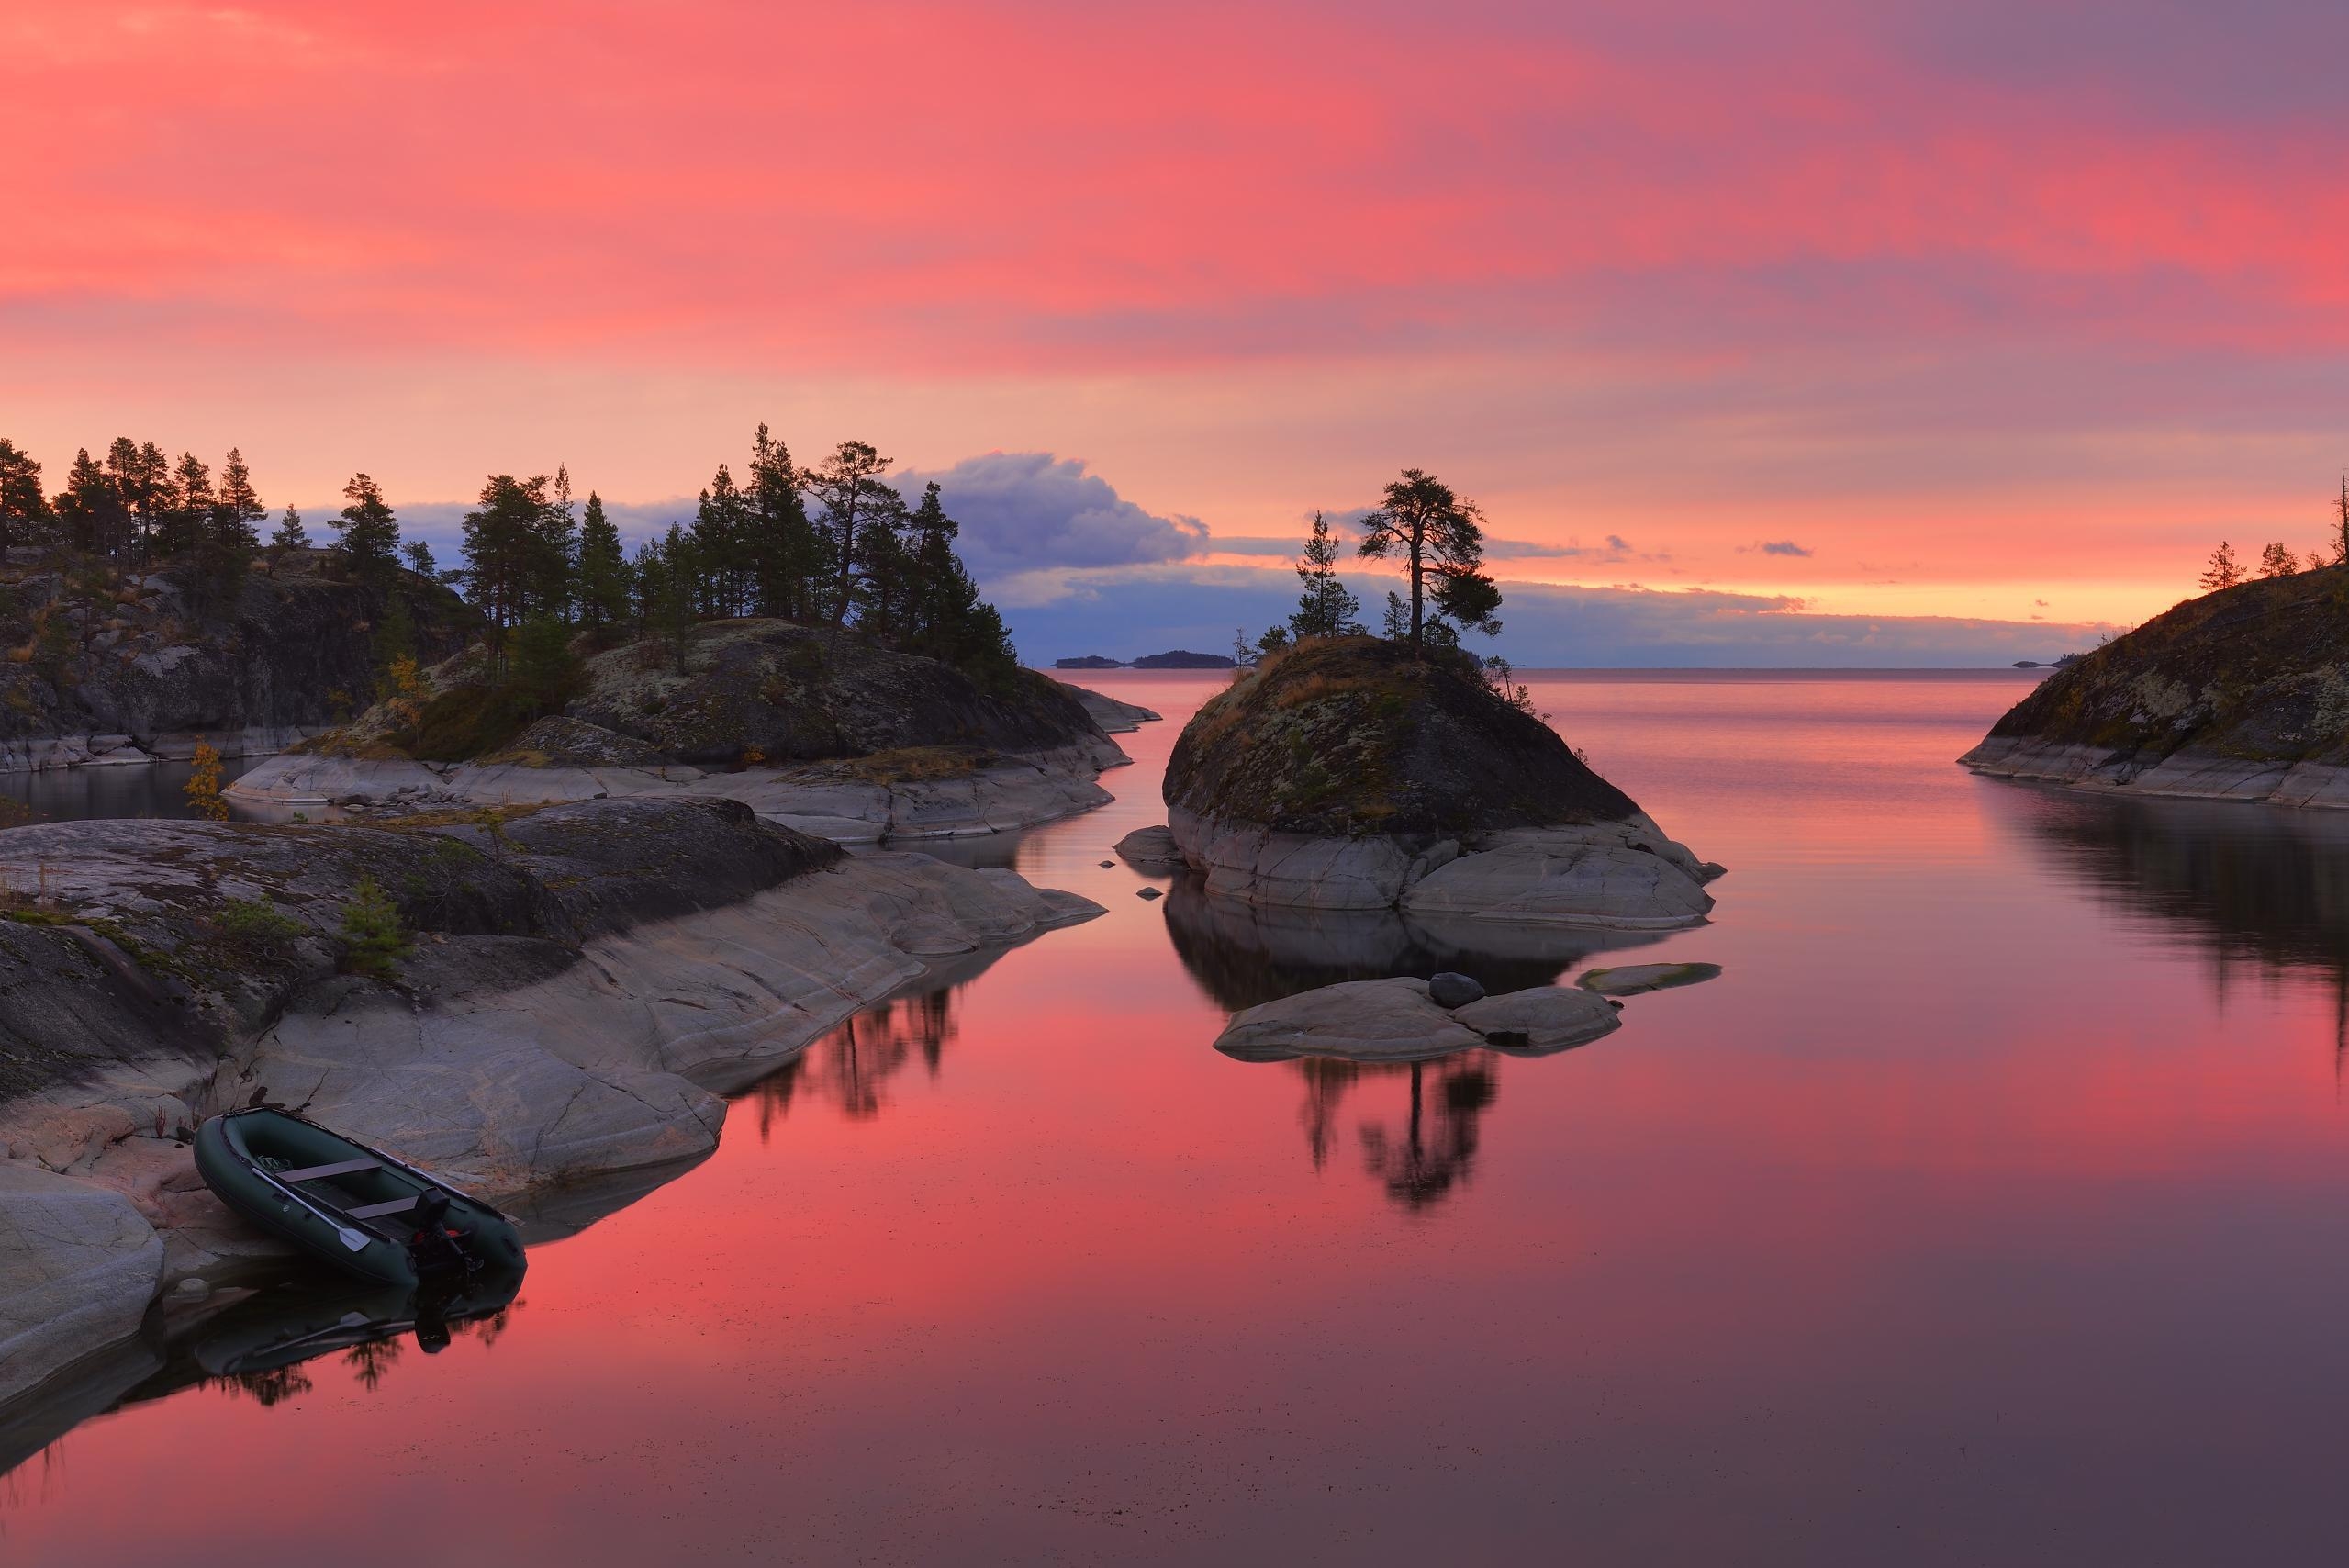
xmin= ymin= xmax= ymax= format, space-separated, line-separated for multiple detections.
xmin=1213 ymin=977 xmax=1619 ymax=1063
xmin=1113 ymin=823 xmax=1182 ymax=868
xmin=1577 ymin=961 xmax=1723 ymax=995
xmin=1163 ymin=636 xmax=1718 ymax=924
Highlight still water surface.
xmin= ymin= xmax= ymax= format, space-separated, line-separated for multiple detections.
xmin=7 ymin=670 xmax=2349 ymax=1564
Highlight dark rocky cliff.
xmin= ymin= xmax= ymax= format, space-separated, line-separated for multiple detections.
xmin=0 ymin=548 xmax=467 ymax=762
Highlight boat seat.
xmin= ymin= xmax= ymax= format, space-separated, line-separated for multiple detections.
xmin=344 ymin=1195 xmax=419 ymax=1220
xmin=277 ymin=1158 xmax=382 ymax=1182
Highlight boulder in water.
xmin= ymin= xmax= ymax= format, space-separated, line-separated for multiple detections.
xmin=1427 ymin=971 xmax=1486 ymax=1008
xmin=1213 ymin=977 xmax=1618 ymax=1063
xmin=1114 ymin=823 xmax=1182 ymax=869
xmin=1578 ymin=961 xmax=1722 ymax=995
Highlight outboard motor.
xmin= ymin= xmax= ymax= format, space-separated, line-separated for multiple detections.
xmin=406 ymin=1189 xmax=469 ymax=1277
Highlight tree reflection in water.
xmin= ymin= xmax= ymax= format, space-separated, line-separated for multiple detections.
xmin=749 ymin=989 xmax=958 ymax=1136
xmin=1295 ymin=1052 xmax=1504 ymax=1211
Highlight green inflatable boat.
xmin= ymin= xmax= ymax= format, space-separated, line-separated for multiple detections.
xmin=195 ymin=1107 xmax=526 ymax=1288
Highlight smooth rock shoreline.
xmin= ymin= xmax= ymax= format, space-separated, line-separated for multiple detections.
xmin=0 ymin=725 xmax=323 ymax=776
xmin=225 ymin=737 xmax=1127 ymax=844
xmin=1961 ymin=735 xmax=2349 ymax=808
xmin=1169 ymin=806 xmax=1722 ymax=927
xmin=1061 ymin=684 xmax=1163 ymax=734
xmin=0 ymin=801 xmax=1102 ymax=1408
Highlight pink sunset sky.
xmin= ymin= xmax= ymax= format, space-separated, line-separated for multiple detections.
xmin=8 ymin=0 xmax=2348 ymax=662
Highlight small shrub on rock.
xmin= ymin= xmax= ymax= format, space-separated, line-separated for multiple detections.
xmin=338 ymin=876 xmax=412 ymax=981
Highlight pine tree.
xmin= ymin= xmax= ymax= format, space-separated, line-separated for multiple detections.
xmin=646 ymin=523 xmax=698 ymax=671
xmin=401 ymin=539 xmax=442 ymax=579
xmin=2336 ymin=470 xmax=2349 ymax=566
xmin=1288 ymin=511 xmax=1363 ymax=641
xmin=338 ymin=876 xmax=412 ymax=982
xmin=334 ymin=474 xmax=403 ymax=589
xmin=690 ymin=465 xmax=751 ymax=618
xmin=103 ymin=437 xmax=168 ymax=564
xmin=0 ymin=439 xmax=51 ymax=550
xmin=746 ymin=423 xmax=814 ymax=620
xmin=1357 ymin=470 xmax=1500 ymax=657
xmin=52 ymin=449 xmax=118 ymax=554
xmin=1381 ymin=590 xmax=1409 ymax=640
xmin=161 ymin=454 xmax=213 ymax=558
xmin=575 ymin=490 xmax=632 ymax=639
xmin=215 ymin=449 xmax=264 ymax=550
xmin=2260 ymin=542 xmax=2299 ymax=578
xmin=2200 ymin=541 xmax=2245 ymax=592
xmin=460 ymin=474 xmax=549 ymax=661
xmin=270 ymin=504 xmax=309 ymax=551
xmin=803 ymin=440 xmax=894 ymax=625
xmin=534 ymin=465 xmax=577 ymax=621
xmin=509 ymin=612 xmax=580 ymax=717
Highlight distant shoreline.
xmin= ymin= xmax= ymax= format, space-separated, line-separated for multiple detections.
xmin=1046 ymin=666 xmax=2051 ymax=681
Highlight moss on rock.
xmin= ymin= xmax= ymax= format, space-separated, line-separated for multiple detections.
xmin=1985 ymin=566 xmax=2349 ymax=765
xmin=1164 ymin=636 xmax=1639 ymax=837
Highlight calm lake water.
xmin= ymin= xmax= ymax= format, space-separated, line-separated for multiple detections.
xmin=8 ymin=669 xmax=2349 ymax=1565
xmin=0 ymin=754 xmax=260 ymax=826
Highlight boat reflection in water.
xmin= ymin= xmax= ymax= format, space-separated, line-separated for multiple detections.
xmin=0 ymin=1265 xmax=524 ymax=1478
xmin=130 ymin=1264 xmax=526 ymax=1411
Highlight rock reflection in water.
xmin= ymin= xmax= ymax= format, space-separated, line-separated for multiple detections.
xmin=1162 ymin=876 xmax=1667 ymax=1011
xmin=1298 ymin=1054 xmax=1501 ymax=1212
xmin=1998 ymin=786 xmax=2349 ymax=1015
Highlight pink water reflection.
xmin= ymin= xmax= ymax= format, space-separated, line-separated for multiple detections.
xmin=8 ymin=670 xmax=2349 ymax=1565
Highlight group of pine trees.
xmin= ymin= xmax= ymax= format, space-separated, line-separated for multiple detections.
xmin=619 ymin=430 xmax=1012 ymax=678
xmin=0 ymin=435 xmax=274 ymax=603
xmin=0 ymin=427 xmax=1018 ymax=685
xmin=1252 ymin=468 xmax=1503 ymax=663
xmin=2198 ymin=472 xmax=2349 ymax=593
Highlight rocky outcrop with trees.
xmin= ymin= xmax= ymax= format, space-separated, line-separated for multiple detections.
xmin=229 ymin=621 xmax=1125 ymax=841
xmin=1162 ymin=633 xmax=1720 ymax=925
xmin=1962 ymin=561 xmax=2349 ymax=805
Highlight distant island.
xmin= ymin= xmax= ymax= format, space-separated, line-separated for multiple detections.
xmin=1053 ymin=650 xmax=1238 ymax=670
